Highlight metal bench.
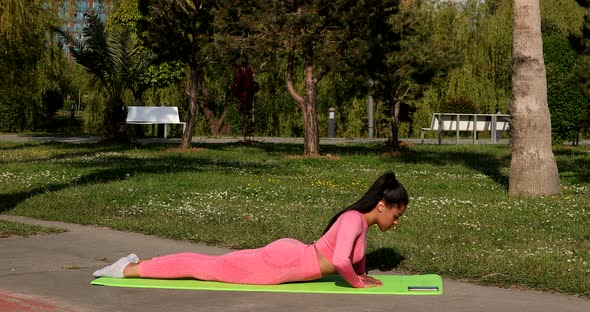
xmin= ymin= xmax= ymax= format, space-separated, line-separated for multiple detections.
xmin=421 ymin=113 xmax=509 ymax=144
xmin=126 ymin=106 xmax=186 ymax=139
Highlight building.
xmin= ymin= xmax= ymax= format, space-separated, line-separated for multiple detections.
xmin=59 ymin=0 xmax=113 ymax=53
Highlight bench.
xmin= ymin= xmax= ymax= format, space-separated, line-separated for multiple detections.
xmin=420 ymin=113 xmax=509 ymax=144
xmin=126 ymin=106 xmax=186 ymax=139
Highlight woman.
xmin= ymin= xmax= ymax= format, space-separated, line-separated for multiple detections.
xmin=93 ymin=171 xmax=408 ymax=288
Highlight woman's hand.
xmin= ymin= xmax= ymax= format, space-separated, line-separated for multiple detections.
xmin=359 ymin=274 xmax=383 ymax=288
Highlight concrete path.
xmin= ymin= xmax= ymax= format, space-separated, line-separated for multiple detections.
xmin=1 ymin=215 xmax=589 ymax=312
xmin=2 ymin=133 xmax=588 ymax=146
xmin=0 ymin=133 xmax=515 ymax=145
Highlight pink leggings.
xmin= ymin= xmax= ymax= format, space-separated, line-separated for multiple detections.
xmin=139 ymin=238 xmax=322 ymax=285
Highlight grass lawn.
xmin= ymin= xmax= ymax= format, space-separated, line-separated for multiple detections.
xmin=0 ymin=141 xmax=588 ymax=297
xmin=0 ymin=219 xmax=66 ymax=237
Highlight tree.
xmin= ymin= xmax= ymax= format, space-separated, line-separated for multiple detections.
xmin=574 ymin=0 xmax=590 ymax=137
xmin=441 ymin=0 xmax=513 ymax=114
xmin=57 ymin=13 xmax=144 ymax=142
xmin=230 ymin=62 xmax=259 ymax=141
xmin=0 ymin=0 xmax=55 ymax=131
xmin=544 ymin=34 xmax=588 ymax=144
xmin=247 ymin=0 xmax=410 ymax=155
xmin=247 ymin=1 xmax=338 ymax=155
xmin=357 ymin=0 xmax=460 ymax=149
xmin=109 ymin=0 xmax=184 ymax=107
xmin=138 ymin=0 xmax=233 ymax=148
xmin=508 ymin=0 xmax=561 ymax=196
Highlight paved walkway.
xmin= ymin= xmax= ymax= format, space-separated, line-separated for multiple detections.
xmin=0 ymin=133 xmax=513 ymax=145
xmin=1 ymin=215 xmax=589 ymax=312
xmin=2 ymin=133 xmax=588 ymax=146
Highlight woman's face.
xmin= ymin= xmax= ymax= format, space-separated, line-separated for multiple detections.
xmin=377 ymin=202 xmax=407 ymax=232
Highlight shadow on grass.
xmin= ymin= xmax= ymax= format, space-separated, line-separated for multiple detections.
xmin=199 ymin=142 xmax=589 ymax=187
xmin=366 ymin=248 xmax=406 ymax=271
xmin=379 ymin=145 xmax=511 ymax=190
xmin=0 ymin=145 xmax=282 ymax=214
xmin=160 ymin=141 xmax=514 ymax=189
xmin=555 ymin=157 xmax=590 ymax=184
xmin=0 ymin=142 xmax=142 ymax=165
xmin=0 ymin=142 xmax=43 ymax=151
xmin=3 ymin=141 xmax=588 ymax=216
xmin=190 ymin=141 xmax=389 ymax=157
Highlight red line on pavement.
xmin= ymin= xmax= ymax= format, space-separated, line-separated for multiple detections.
xmin=0 ymin=291 xmax=75 ymax=312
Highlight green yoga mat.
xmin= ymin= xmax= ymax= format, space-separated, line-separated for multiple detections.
xmin=91 ymin=274 xmax=443 ymax=295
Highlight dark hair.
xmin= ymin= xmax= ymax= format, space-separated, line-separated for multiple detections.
xmin=323 ymin=171 xmax=409 ymax=234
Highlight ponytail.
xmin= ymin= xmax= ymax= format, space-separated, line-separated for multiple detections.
xmin=323 ymin=171 xmax=408 ymax=234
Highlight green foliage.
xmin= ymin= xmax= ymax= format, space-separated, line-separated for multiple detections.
xmin=547 ymin=84 xmax=588 ymax=143
xmin=43 ymin=91 xmax=64 ymax=117
xmin=3 ymin=0 xmax=590 ymax=143
xmin=411 ymin=88 xmax=441 ymax=131
xmin=249 ymin=70 xmax=304 ymax=137
xmin=0 ymin=90 xmax=25 ymax=132
xmin=0 ymin=0 xmax=60 ymax=132
xmin=341 ymin=98 xmax=366 ymax=138
xmin=545 ymin=35 xmax=579 ymax=73
xmin=439 ymin=96 xmax=480 ymax=114
xmin=142 ymin=62 xmax=184 ymax=89
xmin=444 ymin=67 xmax=500 ymax=113
xmin=56 ymin=14 xmax=130 ymax=139
xmin=82 ymin=87 xmax=109 ymax=134
xmin=137 ymin=0 xmax=248 ymax=139
xmin=137 ymin=0 xmax=217 ymax=66
xmin=344 ymin=0 xmax=465 ymax=146
xmin=109 ymin=0 xmax=143 ymax=33
xmin=110 ymin=0 xmax=183 ymax=97
xmin=544 ymin=34 xmax=590 ymax=143
xmin=316 ymin=73 xmax=365 ymax=137
xmin=578 ymin=3 xmax=590 ymax=54
xmin=541 ymin=0 xmax=586 ymax=36
xmin=574 ymin=56 xmax=590 ymax=101
xmin=439 ymin=0 xmax=511 ymax=115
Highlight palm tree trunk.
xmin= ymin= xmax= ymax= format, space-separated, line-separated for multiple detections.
xmin=509 ymin=0 xmax=561 ymax=196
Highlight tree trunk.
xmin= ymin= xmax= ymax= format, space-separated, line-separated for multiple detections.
xmin=200 ymin=104 xmax=229 ymax=135
xmin=198 ymin=77 xmax=229 ymax=136
xmin=509 ymin=0 xmax=561 ymax=196
xmin=389 ymin=108 xmax=401 ymax=150
xmin=388 ymin=89 xmax=401 ymax=151
xmin=286 ymin=44 xmax=320 ymax=156
xmin=181 ymin=66 xmax=199 ymax=149
xmin=100 ymin=95 xmax=128 ymax=143
xmin=303 ymin=50 xmax=320 ymax=156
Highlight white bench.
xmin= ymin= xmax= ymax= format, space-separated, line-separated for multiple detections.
xmin=126 ymin=106 xmax=186 ymax=139
xmin=420 ymin=113 xmax=509 ymax=144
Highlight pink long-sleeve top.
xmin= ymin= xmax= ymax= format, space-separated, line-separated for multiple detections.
xmin=313 ymin=210 xmax=368 ymax=288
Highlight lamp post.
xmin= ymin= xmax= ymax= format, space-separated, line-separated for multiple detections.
xmin=328 ymin=107 xmax=335 ymax=138
xmin=367 ymin=79 xmax=374 ymax=138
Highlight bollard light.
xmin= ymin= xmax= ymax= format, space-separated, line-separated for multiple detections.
xmin=328 ymin=107 xmax=335 ymax=138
